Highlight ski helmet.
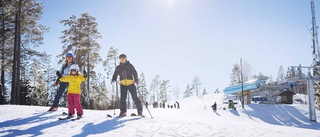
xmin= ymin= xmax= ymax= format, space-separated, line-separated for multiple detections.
xmin=69 ymin=64 xmax=79 ymax=72
xmin=66 ymin=53 xmax=74 ymax=58
xmin=119 ymin=54 xmax=127 ymax=59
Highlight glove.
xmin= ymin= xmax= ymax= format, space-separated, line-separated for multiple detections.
xmin=83 ymin=70 xmax=87 ymax=78
xmin=54 ymin=79 xmax=60 ymax=86
xmin=135 ymin=81 xmax=139 ymax=85
xmin=56 ymin=71 xmax=62 ymax=78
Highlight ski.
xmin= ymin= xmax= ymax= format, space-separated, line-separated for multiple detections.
xmin=130 ymin=113 xmax=145 ymax=117
xmin=59 ymin=117 xmax=82 ymax=121
xmin=108 ymin=113 xmax=145 ymax=118
xmin=71 ymin=117 xmax=82 ymax=121
xmin=58 ymin=116 xmax=73 ymax=120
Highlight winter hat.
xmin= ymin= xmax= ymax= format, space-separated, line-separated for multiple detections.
xmin=66 ymin=53 xmax=74 ymax=58
xmin=119 ymin=54 xmax=127 ymax=59
xmin=69 ymin=64 xmax=79 ymax=72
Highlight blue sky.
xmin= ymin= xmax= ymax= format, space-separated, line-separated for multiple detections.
xmin=37 ymin=0 xmax=315 ymax=98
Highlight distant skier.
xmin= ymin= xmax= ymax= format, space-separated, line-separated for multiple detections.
xmin=211 ymin=102 xmax=217 ymax=112
xmin=153 ymin=102 xmax=158 ymax=108
xmin=175 ymin=101 xmax=180 ymax=109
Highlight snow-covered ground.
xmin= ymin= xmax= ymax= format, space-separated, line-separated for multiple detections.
xmin=0 ymin=93 xmax=320 ymax=137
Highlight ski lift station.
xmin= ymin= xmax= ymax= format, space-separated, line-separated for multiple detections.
xmin=223 ymin=79 xmax=263 ymax=94
xmin=223 ymin=79 xmax=263 ymax=105
xmin=223 ymin=79 xmax=296 ymax=104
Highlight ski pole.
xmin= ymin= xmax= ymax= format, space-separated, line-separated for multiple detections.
xmin=145 ymin=103 xmax=153 ymax=119
xmin=137 ymin=83 xmax=153 ymax=119
xmin=112 ymin=83 xmax=116 ymax=115
xmin=201 ymin=95 xmax=206 ymax=109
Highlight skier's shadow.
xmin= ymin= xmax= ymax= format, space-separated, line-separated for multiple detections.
xmin=0 ymin=112 xmax=69 ymax=136
xmin=229 ymin=110 xmax=240 ymax=116
xmin=212 ymin=111 xmax=221 ymax=116
xmin=0 ymin=112 xmax=60 ymax=128
xmin=73 ymin=117 xmax=141 ymax=137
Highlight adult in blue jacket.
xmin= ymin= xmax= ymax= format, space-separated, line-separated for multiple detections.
xmin=48 ymin=53 xmax=76 ymax=111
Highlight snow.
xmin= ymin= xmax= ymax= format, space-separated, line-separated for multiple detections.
xmin=1 ymin=93 xmax=320 ymax=137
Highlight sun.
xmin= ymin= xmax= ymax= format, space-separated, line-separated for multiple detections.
xmin=168 ymin=0 xmax=174 ymax=7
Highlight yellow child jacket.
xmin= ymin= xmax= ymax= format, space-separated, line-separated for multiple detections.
xmin=59 ymin=74 xmax=87 ymax=94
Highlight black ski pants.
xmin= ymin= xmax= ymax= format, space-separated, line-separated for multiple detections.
xmin=120 ymin=84 xmax=143 ymax=113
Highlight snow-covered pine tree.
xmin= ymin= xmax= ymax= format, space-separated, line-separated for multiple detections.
xmin=27 ymin=61 xmax=48 ymax=106
xmin=150 ymin=75 xmax=160 ymax=103
xmin=276 ymin=66 xmax=285 ymax=83
xmin=229 ymin=61 xmax=251 ymax=87
xmin=159 ymin=80 xmax=170 ymax=101
xmin=230 ymin=63 xmax=240 ymax=86
xmin=202 ymin=88 xmax=208 ymax=95
xmin=138 ymin=72 xmax=149 ymax=104
xmin=89 ymin=73 xmax=109 ymax=110
xmin=191 ymin=77 xmax=201 ymax=96
xmin=183 ymin=84 xmax=193 ymax=98
xmin=102 ymin=46 xmax=119 ymax=109
xmin=214 ymin=88 xmax=220 ymax=94
xmin=172 ymin=86 xmax=180 ymax=100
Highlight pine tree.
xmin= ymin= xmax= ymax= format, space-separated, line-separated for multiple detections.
xmin=138 ymin=72 xmax=149 ymax=104
xmin=150 ymin=75 xmax=160 ymax=102
xmin=202 ymin=88 xmax=208 ymax=95
xmin=59 ymin=12 xmax=102 ymax=108
xmin=159 ymin=80 xmax=170 ymax=101
xmin=102 ymin=46 xmax=119 ymax=109
xmin=172 ymin=85 xmax=180 ymax=100
xmin=276 ymin=66 xmax=284 ymax=83
xmin=214 ymin=88 xmax=219 ymax=94
xmin=4 ymin=0 xmax=48 ymax=104
xmin=89 ymin=72 xmax=109 ymax=110
xmin=183 ymin=84 xmax=192 ymax=98
xmin=192 ymin=77 xmax=201 ymax=96
xmin=230 ymin=63 xmax=240 ymax=86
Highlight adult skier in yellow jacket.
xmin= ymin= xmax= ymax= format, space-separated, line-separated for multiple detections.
xmin=58 ymin=64 xmax=87 ymax=119
xmin=112 ymin=54 xmax=143 ymax=117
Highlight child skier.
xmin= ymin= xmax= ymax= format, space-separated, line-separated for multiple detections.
xmin=57 ymin=64 xmax=87 ymax=119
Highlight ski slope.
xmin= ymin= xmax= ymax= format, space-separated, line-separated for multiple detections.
xmin=0 ymin=93 xmax=319 ymax=137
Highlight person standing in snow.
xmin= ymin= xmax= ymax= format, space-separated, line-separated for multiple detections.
xmin=57 ymin=64 xmax=87 ymax=119
xmin=163 ymin=101 xmax=166 ymax=109
xmin=175 ymin=101 xmax=180 ymax=109
xmin=48 ymin=53 xmax=76 ymax=111
xmin=111 ymin=54 xmax=143 ymax=116
xmin=211 ymin=102 xmax=217 ymax=112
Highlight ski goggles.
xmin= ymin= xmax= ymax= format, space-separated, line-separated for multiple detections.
xmin=119 ymin=58 xmax=126 ymax=61
xmin=70 ymin=69 xmax=77 ymax=72
xmin=67 ymin=56 xmax=73 ymax=60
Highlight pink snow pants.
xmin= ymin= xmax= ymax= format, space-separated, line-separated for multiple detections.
xmin=67 ymin=94 xmax=83 ymax=116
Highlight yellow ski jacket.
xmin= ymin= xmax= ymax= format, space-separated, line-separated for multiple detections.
xmin=59 ymin=74 xmax=87 ymax=94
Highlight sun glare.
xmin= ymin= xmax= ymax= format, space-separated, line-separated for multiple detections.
xmin=168 ymin=0 xmax=173 ymax=7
